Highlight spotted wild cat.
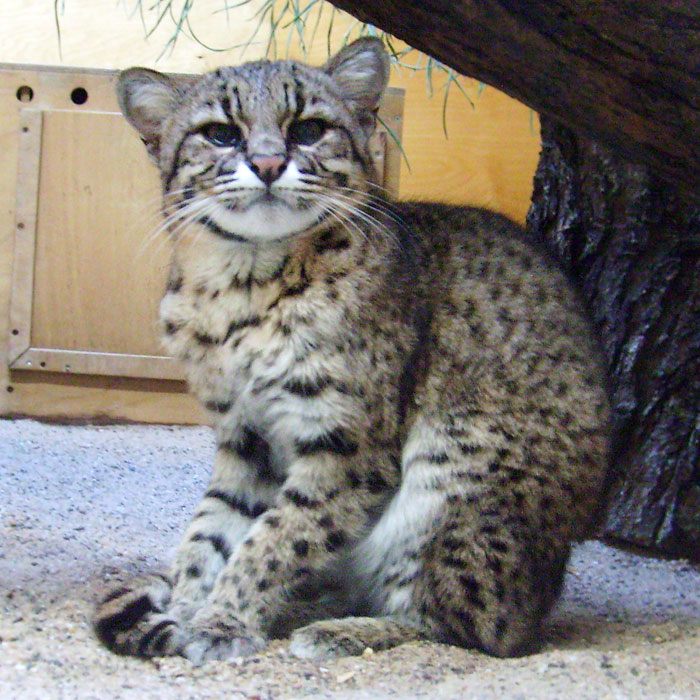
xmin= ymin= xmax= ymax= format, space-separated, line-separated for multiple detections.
xmin=94 ymin=38 xmax=611 ymax=662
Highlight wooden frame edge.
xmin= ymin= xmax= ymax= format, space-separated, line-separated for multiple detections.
xmin=8 ymin=108 xmax=42 ymax=365
xmin=10 ymin=348 xmax=184 ymax=381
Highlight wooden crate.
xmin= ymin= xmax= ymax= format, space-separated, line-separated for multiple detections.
xmin=0 ymin=64 xmax=404 ymax=422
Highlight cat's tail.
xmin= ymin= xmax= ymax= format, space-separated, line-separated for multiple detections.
xmin=93 ymin=573 xmax=181 ymax=657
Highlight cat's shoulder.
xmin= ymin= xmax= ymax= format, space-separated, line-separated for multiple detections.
xmin=388 ymin=200 xmax=549 ymax=262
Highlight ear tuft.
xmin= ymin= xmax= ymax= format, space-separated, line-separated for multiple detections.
xmin=116 ymin=68 xmax=180 ymax=161
xmin=324 ymin=37 xmax=390 ymax=116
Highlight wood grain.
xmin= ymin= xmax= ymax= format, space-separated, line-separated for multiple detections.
xmin=8 ymin=109 xmax=42 ymax=364
xmin=31 ymin=109 xmax=165 ymax=356
xmin=8 ymin=371 xmax=204 ymax=424
xmin=395 ymin=69 xmax=539 ymax=223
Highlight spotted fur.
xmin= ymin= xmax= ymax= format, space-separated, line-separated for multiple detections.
xmin=94 ymin=38 xmax=611 ymax=662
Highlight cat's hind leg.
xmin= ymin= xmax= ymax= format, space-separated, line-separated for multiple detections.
xmin=290 ymin=406 xmax=602 ymax=659
xmin=287 ymin=416 xmax=449 ymax=661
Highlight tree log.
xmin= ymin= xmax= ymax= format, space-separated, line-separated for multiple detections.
xmin=325 ymin=0 xmax=700 ymax=557
xmin=327 ymin=0 xmax=700 ymax=197
xmin=528 ymin=117 xmax=700 ymax=558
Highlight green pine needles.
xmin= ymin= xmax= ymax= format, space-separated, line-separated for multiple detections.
xmin=55 ymin=0 xmax=479 ymax=135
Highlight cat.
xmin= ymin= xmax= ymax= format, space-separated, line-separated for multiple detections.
xmin=93 ymin=37 xmax=611 ymax=663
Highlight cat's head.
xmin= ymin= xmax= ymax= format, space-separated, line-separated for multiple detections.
xmin=117 ymin=38 xmax=390 ymax=243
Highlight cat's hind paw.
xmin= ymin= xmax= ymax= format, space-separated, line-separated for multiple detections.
xmin=289 ymin=621 xmax=368 ymax=660
xmin=290 ymin=616 xmax=426 ymax=660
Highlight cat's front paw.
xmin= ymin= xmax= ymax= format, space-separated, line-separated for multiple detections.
xmin=180 ymin=608 xmax=266 ymax=665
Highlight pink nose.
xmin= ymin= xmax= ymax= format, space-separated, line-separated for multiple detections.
xmin=250 ymin=154 xmax=286 ymax=186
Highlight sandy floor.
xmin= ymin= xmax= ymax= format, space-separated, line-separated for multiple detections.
xmin=2 ymin=418 xmax=700 ymax=699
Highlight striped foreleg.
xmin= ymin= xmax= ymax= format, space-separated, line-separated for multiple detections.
xmin=94 ymin=432 xmax=281 ymax=657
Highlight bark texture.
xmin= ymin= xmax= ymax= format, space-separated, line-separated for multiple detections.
xmin=528 ymin=117 xmax=700 ymax=558
xmin=327 ymin=0 xmax=700 ymax=196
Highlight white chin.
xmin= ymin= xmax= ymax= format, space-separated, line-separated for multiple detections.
xmin=207 ymin=201 xmax=326 ymax=242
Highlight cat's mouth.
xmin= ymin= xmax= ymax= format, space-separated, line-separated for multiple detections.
xmin=205 ymin=196 xmax=329 ymax=242
xmin=257 ymin=191 xmax=281 ymax=205
xmin=194 ymin=161 xmax=337 ymax=241
xmin=221 ymin=190 xmax=280 ymax=210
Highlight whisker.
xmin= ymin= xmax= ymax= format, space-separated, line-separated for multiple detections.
xmin=212 ymin=175 xmax=240 ymax=189
xmin=336 ymin=187 xmax=409 ymax=227
xmin=138 ymin=167 xmax=408 ymax=258
xmin=132 ymin=191 xmax=197 ymax=263
xmin=314 ymin=188 xmax=401 ymax=234
xmin=315 ymin=197 xmax=370 ymax=245
xmin=154 ymin=195 xmax=214 ymax=245
xmin=311 ymin=191 xmax=397 ymax=249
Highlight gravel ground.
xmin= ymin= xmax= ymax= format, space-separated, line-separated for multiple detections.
xmin=2 ymin=418 xmax=700 ymax=699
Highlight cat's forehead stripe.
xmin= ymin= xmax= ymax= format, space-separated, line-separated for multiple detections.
xmin=220 ymin=90 xmax=233 ymax=121
xmin=199 ymin=62 xmax=333 ymax=127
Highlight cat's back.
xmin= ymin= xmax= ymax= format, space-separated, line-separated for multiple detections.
xmin=393 ymin=201 xmax=568 ymax=289
xmin=391 ymin=200 xmax=596 ymax=351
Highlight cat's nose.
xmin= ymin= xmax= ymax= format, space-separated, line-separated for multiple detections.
xmin=249 ymin=154 xmax=286 ymax=186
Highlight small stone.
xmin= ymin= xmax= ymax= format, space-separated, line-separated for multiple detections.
xmin=336 ymin=671 xmax=355 ymax=684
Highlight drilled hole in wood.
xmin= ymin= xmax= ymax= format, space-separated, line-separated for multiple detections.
xmin=16 ymin=85 xmax=34 ymax=102
xmin=17 ymin=222 xmax=25 ymax=230
xmin=6 ymin=386 xmax=14 ymax=393
xmin=11 ymin=329 xmax=19 ymax=335
xmin=40 ymin=361 xmax=46 ymax=368
xmin=70 ymin=87 xmax=88 ymax=105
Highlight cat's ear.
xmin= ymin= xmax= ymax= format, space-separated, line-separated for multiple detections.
xmin=324 ymin=37 xmax=390 ymax=133
xmin=116 ymin=68 xmax=181 ymax=161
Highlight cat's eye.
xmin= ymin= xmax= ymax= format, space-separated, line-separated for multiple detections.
xmin=200 ymin=122 xmax=243 ymax=148
xmin=288 ymin=118 xmax=328 ymax=146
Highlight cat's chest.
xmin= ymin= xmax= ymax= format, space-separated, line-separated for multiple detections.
xmin=159 ymin=278 xmax=344 ymax=413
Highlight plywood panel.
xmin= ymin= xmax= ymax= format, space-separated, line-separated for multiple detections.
xmin=7 ymin=371 xmax=204 ymax=424
xmin=395 ymin=71 xmax=539 ymax=224
xmin=32 ymin=110 xmax=165 ymax=356
xmin=0 ymin=0 xmax=272 ymax=73
xmin=7 ymin=75 xmax=401 ymax=377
